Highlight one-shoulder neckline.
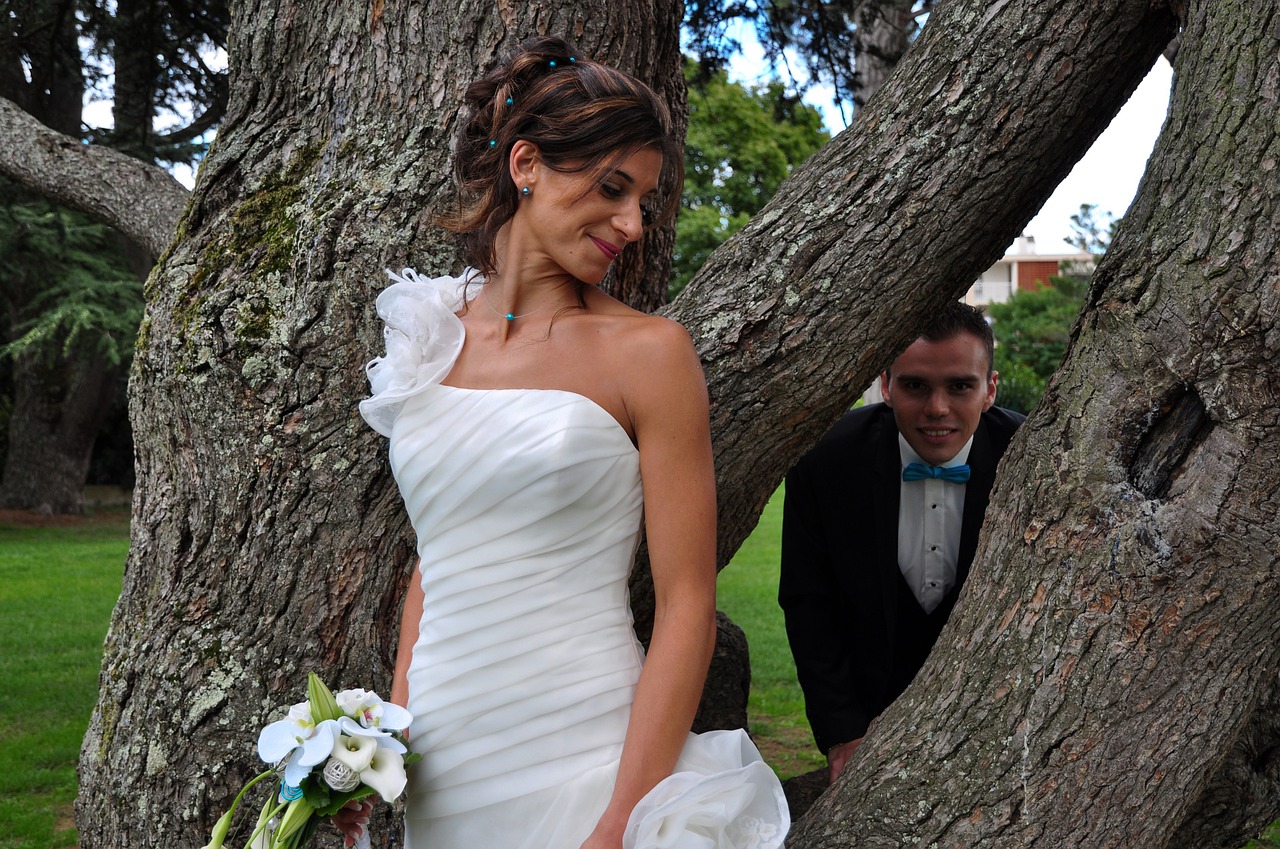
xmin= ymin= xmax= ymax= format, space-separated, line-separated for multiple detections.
xmin=433 ymin=383 xmax=639 ymax=455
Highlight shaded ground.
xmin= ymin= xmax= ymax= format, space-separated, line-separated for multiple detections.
xmin=0 ymin=486 xmax=131 ymax=529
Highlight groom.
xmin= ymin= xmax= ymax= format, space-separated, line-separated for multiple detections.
xmin=779 ymin=301 xmax=1024 ymax=782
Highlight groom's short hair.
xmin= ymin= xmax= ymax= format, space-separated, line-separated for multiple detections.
xmin=907 ymin=301 xmax=995 ymax=376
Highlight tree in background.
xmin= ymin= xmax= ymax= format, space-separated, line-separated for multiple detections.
xmin=0 ymin=0 xmax=226 ymax=512
xmin=684 ymin=0 xmax=930 ymax=114
xmin=674 ymin=60 xmax=828 ymax=295
xmin=989 ymin=204 xmax=1117 ymax=414
xmin=0 ymin=189 xmax=143 ymax=501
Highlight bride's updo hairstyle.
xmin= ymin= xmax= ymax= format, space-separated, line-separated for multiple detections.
xmin=445 ymin=36 xmax=682 ymax=277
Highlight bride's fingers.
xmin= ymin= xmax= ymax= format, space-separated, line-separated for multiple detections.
xmin=333 ymin=799 xmax=374 ymax=841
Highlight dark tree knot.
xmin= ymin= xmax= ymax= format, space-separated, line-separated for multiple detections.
xmin=1129 ymin=385 xmax=1213 ymax=500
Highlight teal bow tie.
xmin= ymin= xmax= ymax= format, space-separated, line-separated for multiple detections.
xmin=902 ymin=461 xmax=971 ymax=483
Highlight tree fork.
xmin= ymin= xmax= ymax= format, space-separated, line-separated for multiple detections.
xmin=787 ymin=0 xmax=1280 ymax=844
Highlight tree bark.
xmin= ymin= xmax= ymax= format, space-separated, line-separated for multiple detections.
xmin=0 ymin=96 xmax=188 ymax=259
xmin=74 ymin=0 xmax=684 ymax=845
xmin=786 ymin=0 xmax=1280 ymax=845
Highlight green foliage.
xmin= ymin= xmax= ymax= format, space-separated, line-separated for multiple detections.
xmin=672 ymin=60 xmax=829 ymax=295
xmin=1066 ymin=202 xmax=1118 ymax=256
xmin=988 ymin=206 xmax=1113 ymax=414
xmin=989 ymin=280 xmax=1086 ymax=415
xmin=0 ymin=196 xmax=143 ymax=367
xmin=989 ymin=279 xmax=1086 ymax=377
xmin=990 ymin=355 xmax=1046 ymax=417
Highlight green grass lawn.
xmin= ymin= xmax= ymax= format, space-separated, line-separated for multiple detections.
xmin=717 ymin=485 xmax=826 ymax=779
xmin=0 ymin=512 xmax=128 ymax=849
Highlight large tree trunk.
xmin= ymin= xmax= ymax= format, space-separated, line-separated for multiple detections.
xmin=74 ymin=0 xmax=684 ymax=845
xmin=787 ymin=0 xmax=1280 ymax=846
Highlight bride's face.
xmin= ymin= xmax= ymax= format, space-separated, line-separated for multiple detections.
xmin=516 ymin=146 xmax=663 ymax=284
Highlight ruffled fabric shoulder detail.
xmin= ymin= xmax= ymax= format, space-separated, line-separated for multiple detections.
xmin=625 ymin=729 xmax=790 ymax=849
xmin=359 ymin=267 xmax=477 ymax=437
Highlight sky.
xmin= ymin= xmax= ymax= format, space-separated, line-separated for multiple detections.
xmin=727 ymin=32 xmax=1176 ymax=253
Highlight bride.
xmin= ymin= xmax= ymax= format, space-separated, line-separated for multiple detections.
xmin=350 ymin=36 xmax=788 ymax=849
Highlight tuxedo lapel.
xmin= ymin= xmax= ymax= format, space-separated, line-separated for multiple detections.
xmin=869 ymin=409 xmax=903 ymax=645
xmin=957 ymin=418 xmax=996 ymax=586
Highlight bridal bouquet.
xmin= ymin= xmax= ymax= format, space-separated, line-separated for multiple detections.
xmin=203 ymin=673 xmax=419 ymax=849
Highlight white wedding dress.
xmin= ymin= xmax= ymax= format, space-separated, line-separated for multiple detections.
xmin=360 ymin=269 xmax=789 ymax=849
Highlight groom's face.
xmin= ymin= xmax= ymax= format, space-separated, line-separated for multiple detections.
xmin=881 ymin=331 xmax=998 ymax=466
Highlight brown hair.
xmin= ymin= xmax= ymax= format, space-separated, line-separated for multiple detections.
xmin=921 ymin=301 xmax=995 ymax=375
xmin=440 ymin=36 xmax=683 ymax=278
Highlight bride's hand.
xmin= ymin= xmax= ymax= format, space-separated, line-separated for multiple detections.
xmin=332 ymin=798 xmax=375 ymax=848
xmin=578 ymin=814 xmax=626 ymax=849
xmin=578 ymin=832 xmax=623 ymax=849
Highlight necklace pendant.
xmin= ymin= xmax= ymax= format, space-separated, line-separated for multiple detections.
xmin=505 ymin=313 xmax=516 ymax=321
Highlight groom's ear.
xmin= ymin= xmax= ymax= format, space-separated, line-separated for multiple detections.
xmin=879 ymin=371 xmax=893 ymax=406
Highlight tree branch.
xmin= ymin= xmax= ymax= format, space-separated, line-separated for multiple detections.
xmin=0 ymin=95 xmax=189 ymax=258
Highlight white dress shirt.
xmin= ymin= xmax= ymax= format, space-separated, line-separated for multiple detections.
xmin=896 ymin=434 xmax=973 ymax=614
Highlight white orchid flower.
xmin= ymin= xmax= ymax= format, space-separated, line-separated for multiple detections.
xmin=257 ymin=716 xmax=343 ymax=787
xmin=335 ymin=688 xmax=413 ymax=733
xmin=335 ymin=715 xmax=409 ymax=755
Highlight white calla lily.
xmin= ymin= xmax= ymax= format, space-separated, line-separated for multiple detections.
xmin=204 ymin=676 xmax=418 ymax=849
xmin=359 ymin=745 xmax=409 ymax=800
xmin=331 ymin=733 xmax=378 ymax=772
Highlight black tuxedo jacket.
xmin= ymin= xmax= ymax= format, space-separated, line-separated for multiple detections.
xmin=779 ymin=402 xmax=1024 ymax=752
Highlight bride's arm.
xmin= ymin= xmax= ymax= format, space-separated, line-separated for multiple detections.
xmin=391 ymin=558 xmax=424 ymax=709
xmin=581 ymin=318 xmax=718 ymax=849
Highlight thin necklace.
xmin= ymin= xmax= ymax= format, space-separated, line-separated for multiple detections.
xmin=481 ymin=284 xmax=550 ymax=322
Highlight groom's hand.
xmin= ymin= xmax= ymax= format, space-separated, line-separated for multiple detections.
xmin=826 ymin=738 xmax=863 ymax=784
